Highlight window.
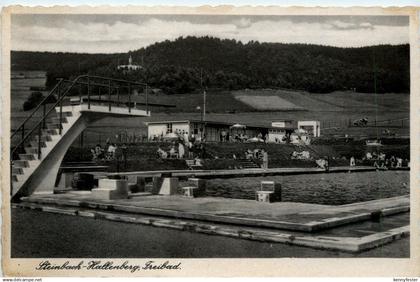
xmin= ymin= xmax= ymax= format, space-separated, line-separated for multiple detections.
xmin=167 ymin=123 xmax=172 ymax=133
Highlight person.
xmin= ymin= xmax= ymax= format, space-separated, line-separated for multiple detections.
xmin=253 ymin=149 xmax=260 ymax=159
xmin=194 ymin=157 xmax=203 ymax=166
xmin=107 ymin=143 xmax=117 ymax=160
xmin=91 ymin=148 xmax=97 ymax=161
xmin=178 ymin=142 xmax=185 ymax=159
xmin=199 ymin=143 xmax=206 ymax=158
xmin=169 ymin=145 xmax=177 ymax=158
xmin=156 ymin=146 xmax=166 ymax=159
xmin=187 ymin=141 xmax=193 ymax=158
xmin=396 ymin=158 xmax=403 ymax=168
xmin=221 ymin=130 xmax=227 ymax=142
xmin=262 ymin=149 xmax=268 ymax=170
xmin=379 ymin=153 xmax=386 ymax=161
xmin=183 ymin=131 xmax=189 ymax=143
xmin=316 ymin=159 xmax=326 ymax=169
xmin=245 ymin=149 xmax=253 ymax=159
xmin=94 ymin=144 xmax=104 ymax=160
xmin=324 ymin=156 xmax=329 ymax=171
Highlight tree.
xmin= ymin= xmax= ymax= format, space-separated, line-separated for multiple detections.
xmin=23 ymin=91 xmax=57 ymax=111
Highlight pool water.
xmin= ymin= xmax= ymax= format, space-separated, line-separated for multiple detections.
xmin=182 ymin=171 xmax=409 ymax=205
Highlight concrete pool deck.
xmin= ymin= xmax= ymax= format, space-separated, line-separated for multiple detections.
xmin=14 ymin=196 xmax=410 ymax=253
xmin=20 ymin=193 xmax=409 ymax=232
xmin=103 ymin=166 xmax=401 ymax=179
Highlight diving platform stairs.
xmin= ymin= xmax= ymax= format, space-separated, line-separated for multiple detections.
xmin=10 ymin=75 xmax=150 ymax=200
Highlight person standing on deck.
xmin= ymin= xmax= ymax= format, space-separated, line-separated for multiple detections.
xmin=178 ymin=142 xmax=185 ymax=159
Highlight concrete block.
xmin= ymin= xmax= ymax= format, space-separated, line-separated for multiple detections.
xmin=73 ymin=173 xmax=95 ymax=190
xmin=92 ymin=178 xmax=129 ymax=200
xmin=99 ymin=178 xmax=127 ymax=192
xmin=136 ymin=176 xmax=146 ymax=192
xmin=256 ymin=191 xmax=276 ymax=203
xmin=126 ymin=175 xmax=137 ymax=183
xmin=159 ymin=177 xmax=179 ymax=195
xmin=260 ymin=181 xmax=274 ymax=191
xmin=57 ymin=172 xmax=74 ymax=189
xmin=152 ymin=177 xmax=164 ymax=194
xmin=182 ymin=186 xmax=199 ymax=198
xmin=91 ymin=188 xmax=128 ymax=200
xmin=128 ymin=183 xmax=139 ymax=193
xmin=188 ymin=178 xmax=206 ymax=192
xmin=259 ymin=181 xmax=281 ymax=201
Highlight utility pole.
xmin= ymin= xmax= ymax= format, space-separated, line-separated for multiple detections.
xmin=200 ymin=68 xmax=206 ymax=141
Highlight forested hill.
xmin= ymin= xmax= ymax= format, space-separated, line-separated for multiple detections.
xmin=11 ymin=36 xmax=410 ymax=94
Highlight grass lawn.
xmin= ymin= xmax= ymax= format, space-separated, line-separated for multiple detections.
xmin=10 ymin=72 xmax=410 ymax=143
xmin=235 ymin=95 xmax=305 ymax=111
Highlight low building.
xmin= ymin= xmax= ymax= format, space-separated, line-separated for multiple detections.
xmin=271 ymin=120 xmax=295 ymax=128
xmin=147 ymin=119 xmax=318 ymax=144
xmin=147 ymin=120 xmax=269 ymax=142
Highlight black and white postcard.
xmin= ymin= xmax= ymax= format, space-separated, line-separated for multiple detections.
xmin=1 ymin=5 xmax=419 ymax=277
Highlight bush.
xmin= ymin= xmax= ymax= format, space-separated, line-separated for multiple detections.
xmin=22 ymin=91 xmax=57 ymax=111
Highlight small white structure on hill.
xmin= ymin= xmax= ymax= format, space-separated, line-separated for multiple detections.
xmin=297 ymin=121 xmax=321 ymax=137
xmin=117 ymin=55 xmax=142 ymax=71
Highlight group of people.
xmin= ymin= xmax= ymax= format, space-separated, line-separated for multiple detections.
xmin=291 ymin=150 xmax=311 ymax=160
xmin=316 ymin=157 xmax=330 ymax=170
xmin=242 ymin=148 xmax=268 ymax=169
xmin=244 ymin=149 xmax=264 ymax=160
xmin=91 ymin=142 xmax=118 ymax=161
xmin=233 ymin=132 xmax=267 ymax=143
xmin=156 ymin=140 xmax=207 ymax=160
xmin=363 ymin=151 xmax=409 ymax=168
xmin=157 ymin=142 xmax=187 ymax=159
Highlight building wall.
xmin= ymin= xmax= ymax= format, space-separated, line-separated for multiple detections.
xmin=172 ymin=123 xmax=191 ymax=135
xmin=268 ymin=129 xmax=287 ymax=143
xmin=148 ymin=124 xmax=169 ymax=139
xmin=297 ymin=121 xmax=321 ymax=137
xmin=272 ymin=121 xmax=294 ymax=128
xmin=148 ymin=122 xmax=190 ymax=139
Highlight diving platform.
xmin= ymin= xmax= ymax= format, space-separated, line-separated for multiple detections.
xmin=10 ymin=75 xmax=150 ymax=200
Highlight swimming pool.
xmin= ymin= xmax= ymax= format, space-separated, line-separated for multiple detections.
xmin=181 ymin=171 xmax=409 ymax=205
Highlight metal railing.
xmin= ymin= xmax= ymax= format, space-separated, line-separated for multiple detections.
xmin=10 ymin=75 xmax=149 ymax=192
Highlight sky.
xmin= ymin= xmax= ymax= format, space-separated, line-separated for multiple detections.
xmin=11 ymin=14 xmax=409 ymax=53
xmin=2 ymin=0 xmax=419 ymax=7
